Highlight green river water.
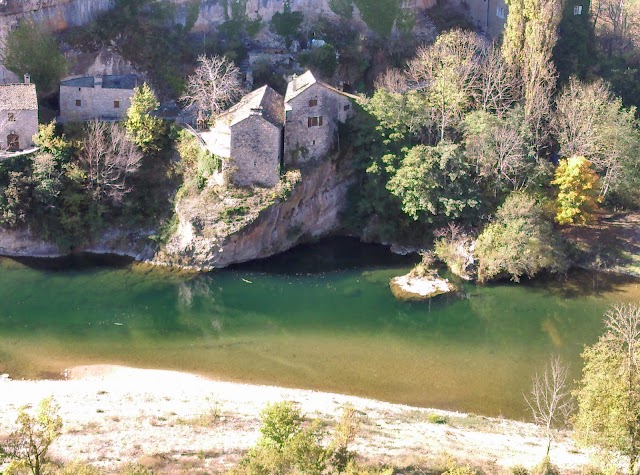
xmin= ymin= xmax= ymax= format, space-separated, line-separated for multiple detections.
xmin=1 ymin=238 xmax=639 ymax=419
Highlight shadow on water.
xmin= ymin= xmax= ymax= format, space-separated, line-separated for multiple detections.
xmin=10 ymin=253 xmax=135 ymax=272
xmin=230 ymin=237 xmax=418 ymax=275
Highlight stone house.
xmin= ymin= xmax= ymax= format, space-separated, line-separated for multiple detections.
xmin=283 ymin=70 xmax=355 ymax=166
xmin=59 ymin=74 xmax=138 ymax=123
xmin=200 ymin=85 xmax=285 ymax=188
xmin=0 ymin=75 xmax=38 ymax=152
xmin=450 ymin=0 xmax=508 ymax=37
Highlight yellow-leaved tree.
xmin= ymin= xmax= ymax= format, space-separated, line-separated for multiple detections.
xmin=551 ymin=155 xmax=600 ymax=225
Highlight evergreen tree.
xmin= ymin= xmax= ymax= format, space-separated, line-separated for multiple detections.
xmin=124 ymin=83 xmax=165 ymax=153
xmin=553 ymin=0 xmax=598 ymax=82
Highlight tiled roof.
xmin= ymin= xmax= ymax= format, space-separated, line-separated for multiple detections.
xmin=221 ymin=85 xmax=285 ymax=128
xmin=0 ymin=83 xmax=37 ymax=110
xmin=284 ymin=70 xmax=357 ymax=103
xmin=60 ymin=74 xmax=138 ymax=90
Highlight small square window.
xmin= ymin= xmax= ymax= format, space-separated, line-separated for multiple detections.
xmin=114 ymin=100 xmax=120 ymax=108
xmin=343 ymin=104 xmax=350 ymax=111
xmin=7 ymin=113 xmax=15 ymax=122
xmin=307 ymin=116 xmax=323 ymax=127
xmin=574 ymin=5 xmax=583 ymax=14
xmin=496 ymin=6 xmax=506 ymax=19
xmin=309 ymin=98 xmax=318 ymax=107
xmin=76 ymin=99 xmax=82 ymax=107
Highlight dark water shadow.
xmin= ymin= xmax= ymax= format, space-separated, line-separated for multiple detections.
xmin=8 ymin=253 xmax=135 ymax=272
xmin=229 ymin=237 xmax=418 ymax=275
xmin=522 ymin=269 xmax=640 ymax=298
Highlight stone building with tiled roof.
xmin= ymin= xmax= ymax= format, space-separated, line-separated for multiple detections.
xmin=283 ymin=70 xmax=355 ymax=166
xmin=0 ymin=75 xmax=38 ymax=151
xmin=201 ymin=85 xmax=285 ymax=188
xmin=59 ymin=74 xmax=139 ymax=123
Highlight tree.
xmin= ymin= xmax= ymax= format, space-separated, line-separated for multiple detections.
xmin=463 ymin=108 xmax=539 ymax=197
xmin=553 ymin=0 xmax=597 ymax=81
xmin=1 ymin=20 xmax=68 ymax=96
xmin=78 ymin=120 xmax=143 ymax=203
xmin=524 ymin=356 xmax=574 ymax=458
xmin=475 ymin=192 xmax=568 ymax=282
xmin=0 ymin=397 xmax=62 ymax=475
xmin=386 ymin=142 xmax=480 ymax=224
xmin=181 ymin=55 xmax=243 ymax=119
xmin=551 ymin=156 xmax=600 ymax=225
xmin=591 ymin=0 xmax=640 ymax=56
xmin=574 ymin=303 xmax=640 ymax=475
xmin=551 ymin=78 xmax=640 ymax=198
xmin=270 ymin=0 xmax=303 ymax=46
xmin=502 ymin=0 xmax=562 ymax=152
xmin=407 ymin=29 xmax=485 ymax=142
xmin=124 ymin=83 xmax=166 ymax=153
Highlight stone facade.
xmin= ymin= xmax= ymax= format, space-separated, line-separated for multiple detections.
xmin=201 ymin=85 xmax=284 ymax=188
xmin=453 ymin=0 xmax=508 ymax=37
xmin=283 ymin=71 xmax=354 ymax=166
xmin=229 ymin=114 xmax=282 ymax=187
xmin=0 ymin=80 xmax=38 ymax=151
xmin=59 ymin=74 xmax=138 ymax=123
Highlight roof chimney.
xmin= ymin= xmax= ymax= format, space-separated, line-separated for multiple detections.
xmin=23 ymin=73 xmax=30 ymax=84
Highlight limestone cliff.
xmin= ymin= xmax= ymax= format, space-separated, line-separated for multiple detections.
xmin=155 ymin=159 xmax=353 ymax=270
xmin=0 ymin=0 xmax=437 ymax=38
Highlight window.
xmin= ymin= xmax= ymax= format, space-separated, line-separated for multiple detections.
xmin=7 ymin=113 xmax=15 ymax=122
xmin=343 ymin=104 xmax=350 ymax=111
xmin=114 ymin=100 xmax=120 ymax=108
xmin=307 ymin=116 xmax=323 ymax=127
xmin=574 ymin=5 xmax=583 ymax=14
xmin=285 ymin=110 xmax=291 ymax=121
xmin=75 ymin=99 xmax=82 ymax=107
xmin=308 ymin=98 xmax=318 ymax=107
xmin=496 ymin=6 xmax=506 ymax=19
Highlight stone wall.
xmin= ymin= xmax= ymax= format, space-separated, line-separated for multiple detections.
xmin=229 ymin=114 xmax=281 ymax=188
xmin=451 ymin=0 xmax=507 ymax=36
xmin=59 ymin=84 xmax=133 ymax=122
xmin=0 ymin=109 xmax=38 ymax=149
xmin=284 ymin=84 xmax=353 ymax=166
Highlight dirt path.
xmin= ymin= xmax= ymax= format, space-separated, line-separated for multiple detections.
xmin=0 ymin=365 xmax=596 ymax=474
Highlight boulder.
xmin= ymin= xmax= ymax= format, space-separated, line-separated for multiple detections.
xmin=389 ymin=273 xmax=456 ymax=301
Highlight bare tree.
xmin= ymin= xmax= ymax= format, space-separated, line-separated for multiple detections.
xmin=407 ymin=29 xmax=485 ymax=142
xmin=525 ymin=356 xmax=575 ymax=457
xmin=181 ymin=55 xmax=243 ymax=119
xmin=79 ymin=120 xmax=142 ymax=203
xmin=479 ymin=43 xmax=521 ymax=118
xmin=374 ymin=68 xmax=410 ymax=94
xmin=591 ymin=0 xmax=640 ymax=56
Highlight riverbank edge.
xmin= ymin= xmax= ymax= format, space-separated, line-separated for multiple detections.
xmin=0 ymin=365 xmax=595 ymax=474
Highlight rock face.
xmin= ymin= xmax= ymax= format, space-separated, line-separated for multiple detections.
xmin=389 ymin=273 xmax=456 ymax=301
xmin=156 ymin=159 xmax=353 ymax=270
xmin=0 ymin=0 xmax=113 ymax=39
xmin=0 ymin=228 xmax=61 ymax=257
xmin=0 ymin=0 xmax=438 ymax=39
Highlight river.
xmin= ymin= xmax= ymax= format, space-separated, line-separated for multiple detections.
xmin=1 ymin=237 xmax=638 ymax=419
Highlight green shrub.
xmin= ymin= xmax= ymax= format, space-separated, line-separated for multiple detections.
xmin=511 ymin=465 xmax=531 ymax=475
xmin=475 ymin=192 xmax=568 ymax=283
xmin=427 ymin=413 xmax=448 ymax=424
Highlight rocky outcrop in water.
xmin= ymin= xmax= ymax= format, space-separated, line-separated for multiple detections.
xmin=389 ymin=273 xmax=456 ymax=301
xmin=155 ymin=159 xmax=354 ymax=270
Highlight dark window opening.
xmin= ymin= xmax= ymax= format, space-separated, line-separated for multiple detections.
xmin=343 ymin=104 xmax=350 ymax=111
xmin=76 ymin=99 xmax=82 ymax=107
xmin=309 ymin=98 xmax=318 ymax=107
xmin=7 ymin=113 xmax=15 ymax=122
xmin=307 ymin=116 xmax=323 ymax=127
xmin=7 ymin=133 xmax=19 ymax=151
xmin=114 ymin=100 xmax=120 ymax=108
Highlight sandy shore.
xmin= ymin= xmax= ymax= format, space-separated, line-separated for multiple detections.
xmin=0 ymin=365 xmax=594 ymax=474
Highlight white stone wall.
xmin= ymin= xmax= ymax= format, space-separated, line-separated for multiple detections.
xmin=59 ymin=85 xmax=133 ymax=123
xmin=284 ymin=84 xmax=353 ymax=166
xmin=0 ymin=109 xmax=38 ymax=149
xmin=229 ymin=115 xmax=281 ymax=188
